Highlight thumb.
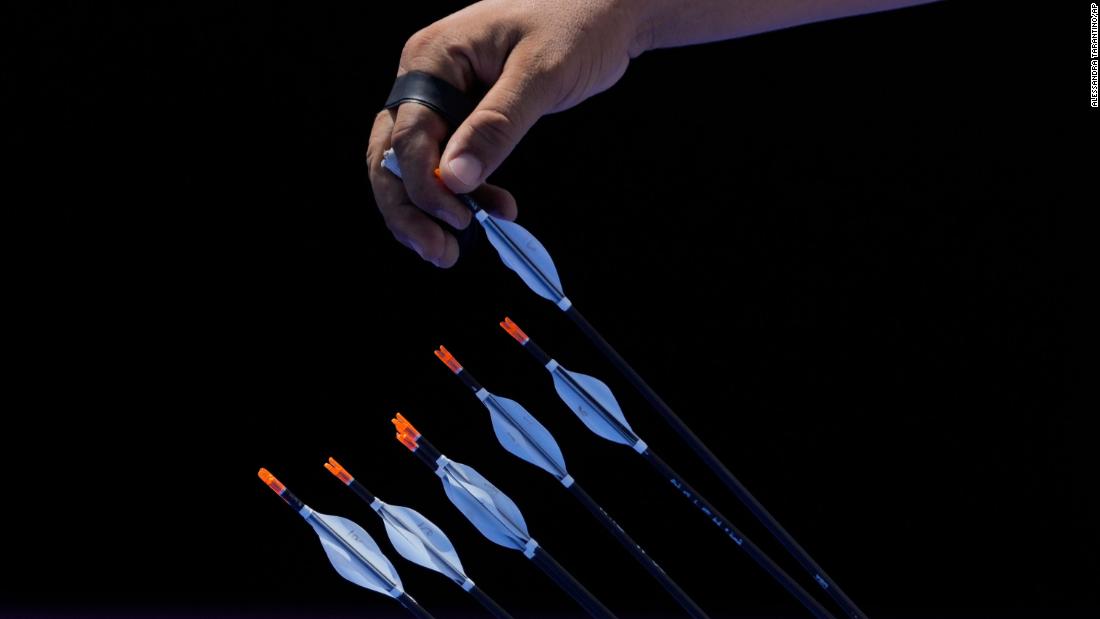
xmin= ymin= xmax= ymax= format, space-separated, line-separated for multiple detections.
xmin=439 ymin=50 xmax=555 ymax=193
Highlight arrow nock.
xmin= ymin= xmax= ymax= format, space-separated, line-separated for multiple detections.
xmin=323 ymin=457 xmax=355 ymax=485
xmin=434 ymin=345 xmax=464 ymax=374
xmin=393 ymin=412 xmax=422 ymax=451
xmin=499 ymin=317 xmax=529 ymax=344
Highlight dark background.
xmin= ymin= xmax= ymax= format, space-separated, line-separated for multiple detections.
xmin=6 ymin=1 xmax=1090 ymax=618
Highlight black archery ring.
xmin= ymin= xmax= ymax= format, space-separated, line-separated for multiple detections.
xmin=384 ymin=71 xmax=476 ymax=128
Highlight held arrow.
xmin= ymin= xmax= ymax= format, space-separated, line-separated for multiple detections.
xmin=392 ymin=413 xmax=618 ymax=619
xmin=257 ymin=468 xmax=434 ymax=619
xmin=381 ymin=149 xmax=571 ymax=310
xmin=322 ymin=457 xmax=514 ymax=619
xmin=433 ymin=345 xmax=711 ymax=619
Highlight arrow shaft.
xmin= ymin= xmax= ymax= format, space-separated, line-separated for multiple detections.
xmin=468 ymin=585 xmax=516 ymax=619
xmin=641 ymin=449 xmax=836 ymax=619
xmin=564 ymin=306 xmax=868 ymax=619
xmin=567 ymin=482 xmax=711 ymax=619
xmin=454 ymin=192 xmax=480 ymax=214
xmin=451 ymin=360 xmax=703 ymax=616
xmin=411 ymin=434 xmax=445 ymax=469
xmin=454 ymin=366 xmax=483 ymax=392
xmin=346 ymin=479 xmax=376 ymax=504
xmin=442 ymin=358 xmax=699 ymax=615
xmin=396 ymin=593 xmax=436 ymax=619
xmin=528 ymin=546 xmax=618 ymax=619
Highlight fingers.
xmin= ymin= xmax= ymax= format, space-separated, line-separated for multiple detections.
xmin=439 ymin=47 xmax=556 ymax=194
xmin=368 ymin=109 xmax=461 ymax=268
xmin=471 ymin=183 xmax=518 ymax=221
xmin=381 ymin=198 xmax=461 ymax=269
xmin=391 ymin=104 xmax=473 ymax=230
xmin=371 ymin=21 xmax=542 ymax=265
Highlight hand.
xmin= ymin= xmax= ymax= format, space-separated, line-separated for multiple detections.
xmin=367 ymin=0 xmax=649 ymax=267
xmin=367 ymin=0 xmax=938 ymax=267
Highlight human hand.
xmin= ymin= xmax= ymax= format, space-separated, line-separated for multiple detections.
xmin=368 ymin=0 xmax=938 ymax=267
xmin=367 ymin=0 xmax=649 ymax=267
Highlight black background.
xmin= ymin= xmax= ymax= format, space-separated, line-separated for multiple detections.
xmin=6 ymin=1 xmax=1090 ymax=618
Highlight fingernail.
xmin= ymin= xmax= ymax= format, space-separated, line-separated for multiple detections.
xmin=448 ymin=153 xmax=483 ymax=187
xmin=407 ymin=238 xmax=426 ymax=260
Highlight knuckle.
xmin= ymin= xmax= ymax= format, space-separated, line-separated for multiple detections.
xmin=399 ymin=26 xmax=472 ymax=88
xmin=389 ymin=119 xmax=417 ymax=153
xmin=400 ymin=26 xmax=437 ymax=61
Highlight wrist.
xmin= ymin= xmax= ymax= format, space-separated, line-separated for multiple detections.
xmin=625 ymin=0 xmax=663 ymax=56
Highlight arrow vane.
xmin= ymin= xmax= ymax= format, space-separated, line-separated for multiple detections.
xmin=434 ymin=344 xmax=712 ymax=619
xmin=392 ymin=413 xmax=618 ymax=619
xmin=321 ymin=457 xmax=515 ymax=619
xmin=257 ymin=468 xmax=435 ymax=619
xmin=499 ymin=318 xmax=847 ymax=619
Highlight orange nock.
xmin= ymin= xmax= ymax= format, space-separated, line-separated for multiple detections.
xmin=500 ymin=317 xmax=529 ymax=344
xmin=434 ymin=346 xmax=463 ymax=374
xmin=393 ymin=412 xmax=422 ymax=451
xmin=323 ymin=457 xmax=354 ymax=485
xmin=433 ymin=167 xmax=442 ymax=179
xmin=258 ymin=468 xmax=286 ymax=496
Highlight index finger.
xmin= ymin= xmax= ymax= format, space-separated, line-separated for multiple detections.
xmin=389 ymin=102 xmax=473 ymax=231
xmin=368 ymin=110 xmax=461 ymax=267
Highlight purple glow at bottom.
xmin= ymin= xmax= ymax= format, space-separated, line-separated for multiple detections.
xmin=2 ymin=607 xmax=1093 ymax=619
xmin=0 ymin=610 xmax=822 ymax=619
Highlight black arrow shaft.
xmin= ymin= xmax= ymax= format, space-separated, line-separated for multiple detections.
xmin=454 ymin=362 xmax=704 ymax=616
xmin=642 ymin=448 xmax=836 ymax=619
xmin=468 ymin=585 xmax=515 ymax=619
xmin=396 ymin=593 xmax=436 ymax=619
xmin=565 ymin=305 xmax=868 ymax=619
xmin=567 ymin=481 xmax=711 ymax=619
xmin=528 ymin=546 xmax=618 ymax=619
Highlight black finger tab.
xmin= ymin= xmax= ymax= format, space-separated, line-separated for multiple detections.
xmin=385 ymin=71 xmax=475 ymax=128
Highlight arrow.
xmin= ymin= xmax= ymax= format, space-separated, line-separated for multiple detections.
xmin=257 ymin=468 xmax=434 ymax=619
xmin=433 ymin=345 xmax=711 ymax=619
xmin=381 ymin=148 xmax=868 ymax=619
xmin=499 ymin=317 xmax=851 ymax=619
xmin=392 ymin=413 xmax=619 ymax=619
xmin=381 ymin=149 xmax=570 ymax=309
xmin=322 ymin=457 xmax=514 ymax=619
